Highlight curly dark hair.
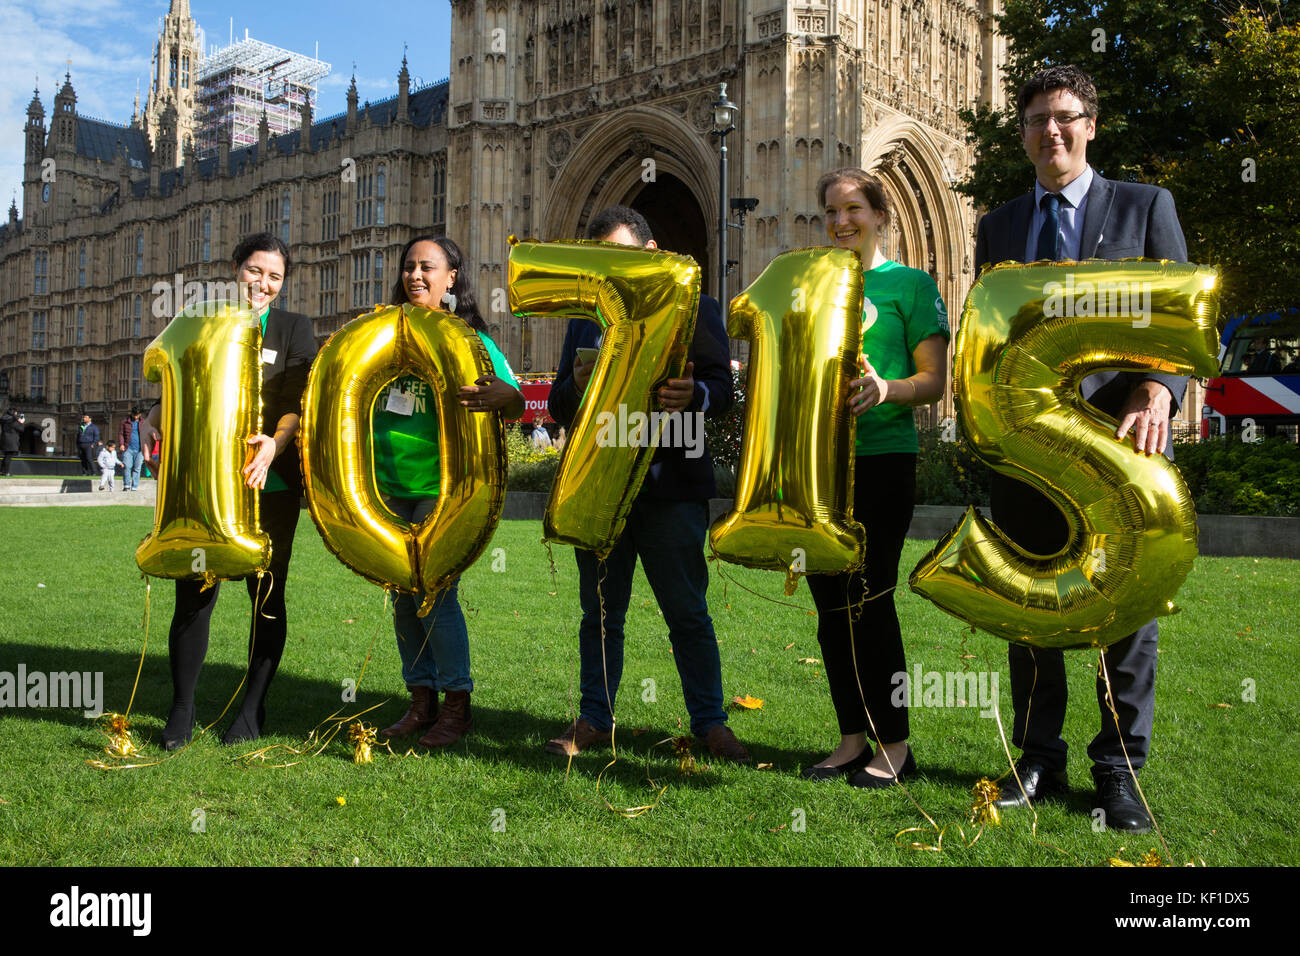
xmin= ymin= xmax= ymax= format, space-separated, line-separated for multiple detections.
xmin=1017 ymin=64 xmax=1100 ymax=126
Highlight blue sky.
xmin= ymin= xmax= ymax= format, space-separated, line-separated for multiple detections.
xmin=0 ymin=0 xmax=453 ymax=216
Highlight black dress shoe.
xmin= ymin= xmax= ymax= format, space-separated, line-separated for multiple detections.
xmin=994 ymin=758 xmax=1068 ymax=808
xmin=1093 ymin=769 xmax=1153 ymax=833
xmin=801 ymin=745 xmax=873 ymax=781
xmin=848 ymin=747 xmax=917 ymax=789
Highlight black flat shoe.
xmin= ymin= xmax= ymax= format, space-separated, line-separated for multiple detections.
xmin=161 ymin=702 xmax=194 ymax=751
xmin=801 ymin=745 xmax=873 ymax=781
xmin=848 ymin=747 xmax=917 ymax=789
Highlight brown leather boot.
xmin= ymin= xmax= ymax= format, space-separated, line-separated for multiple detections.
xmin=378 ymin=685 xmax=438 ymax=740
xmin=417 ymin=689 xmax=473 ymax=747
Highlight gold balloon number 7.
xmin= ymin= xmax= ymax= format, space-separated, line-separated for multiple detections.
xmin=508 ymin=239 xmax=700 ymax=557
xmin=909 ymin=261 xmax=1220 ymax=649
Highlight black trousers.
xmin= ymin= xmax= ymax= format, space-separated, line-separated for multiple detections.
xmin=991 ymin=473 xmax=1159 ymax=773
xmin=806 ymin=453 xmax=916 ymax=742
xmin=166 ymin=491 xmax=301 ymax=721
xmin=78 ymin=444 xmax=95 ymax=474
xmin=0 ymin=450 xmax=14 ymax=475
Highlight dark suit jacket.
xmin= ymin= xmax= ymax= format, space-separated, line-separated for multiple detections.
xmin=548 ymin=293 xmax=732 ymax=501
xmin=259 ymin=307 xmax=318 ymax=495
xmin=974 ymin=173 xmax=1189 ymax=552
xmin=974 ymin=173 xmax=1189 ymax=443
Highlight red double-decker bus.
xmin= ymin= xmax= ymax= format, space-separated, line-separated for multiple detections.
xmin=1201 ymin=309 xmax=1300 ymax=441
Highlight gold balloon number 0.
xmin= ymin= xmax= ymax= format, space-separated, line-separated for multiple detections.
xmin=135 ymin=303 xmax=271 ymax=583
xmin=709 ymin=248 xmax=866 ymax=588
xmin=508 ymin=239 xmax=700 ymax=557
xmin=299 ymin=304 xmax=507 ymax=611
xmin=910 ymin=261 xmax=1220 ymax=648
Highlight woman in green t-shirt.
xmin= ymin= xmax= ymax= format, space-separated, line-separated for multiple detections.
xmin=802 ymin=169 xmax=951 ymax=787
xmin=373 ymin=235 xmax=524 ymax=748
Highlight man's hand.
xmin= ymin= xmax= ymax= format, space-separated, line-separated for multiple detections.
xmin=572 ymin=355 xmax=594 ymax=392
xmin=657 ymin=362 xmax=695 ymax=412
xmin=1115 ymin=380 xmax=1173 ymax=456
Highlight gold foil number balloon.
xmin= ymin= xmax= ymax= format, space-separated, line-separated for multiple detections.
xmin=709 ymin=248 xmax=866 ymax=588
xmin=508 ymin=239 xmax=700 ymax=556
xmin=135 ymin=302 xmax=272 ymax=582
xmin=299 ymin=304 xmax=507 ymax=609
xmin=909 ymin=261 xmax=1220 ymax=648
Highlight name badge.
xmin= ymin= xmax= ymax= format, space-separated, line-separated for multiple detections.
xmin=385 ymin=389 xmax=416 ymax=416
xmin=261 ymin=348 xmax=278 ymax=365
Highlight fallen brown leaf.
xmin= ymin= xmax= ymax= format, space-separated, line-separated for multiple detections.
xmin=1210 ymin=703 xmax=1232 ymax=709
xmin=342 ymin=618 xmax=356 ymax=624
xmin=756 ymin=762 xmax=773 ymax=770
xmin=784 ymin=642 xmax=796 ymax=650
xmin=767 ymin=823 xmax=788 ymax=832
xmin=632 ymin=727 xmax=649 ymax=736
xmin=732 ymin=694 xmax=764 ymax=710
xmin=797 ymin=657 xmax=821 ymax=665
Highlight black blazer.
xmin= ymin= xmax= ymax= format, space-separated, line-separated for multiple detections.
xmin=974 ymin=173 xmax=1190 ymax=447
xmin=259 ymin=307 xmax=318 ymax=495
xmin=549 ymin=293 xmax=733 ymax=501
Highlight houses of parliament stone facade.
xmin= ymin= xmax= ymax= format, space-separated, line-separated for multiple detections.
xmin=2 ymin=0 xmax=1009 ymax=454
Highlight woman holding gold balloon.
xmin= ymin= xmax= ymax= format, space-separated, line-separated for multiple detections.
xmin=802 ymin=169 xmax=951 ymax=787
xmin=373 ymin=235 xmax=523 ymax=748
xmin=155 ymin=232 xmax=318 ymax=749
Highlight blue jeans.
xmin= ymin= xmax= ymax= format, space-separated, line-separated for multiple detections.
xmin=121 ymin=448 xmax=144 ymax=489
xmin=575 ymin=496 xmax=726 ymax=736
xmin=384 ymin=496 xmax=472 ymax=693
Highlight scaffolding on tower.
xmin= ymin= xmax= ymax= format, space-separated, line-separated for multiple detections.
xmin=195 ymin=35 xmax=330 ymax=159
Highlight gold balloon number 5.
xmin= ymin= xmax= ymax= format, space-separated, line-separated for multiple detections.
xmin=910 ymin=261 xmax=1220 ymax=648
xmin=508 ymin=239 xmax=700 ymax=557
xmin=299 ymin=304 xmax=507 ymax=610
xmin=135 ymin=303 xmax=271 ymax=583
xmin=709 ymin=248 xmax=866 ymax=589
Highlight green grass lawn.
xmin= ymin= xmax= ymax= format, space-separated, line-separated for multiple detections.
xmin=1 ymin=504 xmax=1295 ymax=866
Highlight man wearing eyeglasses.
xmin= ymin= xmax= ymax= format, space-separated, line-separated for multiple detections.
xmin=973 ymin=65 xmax=1189 ymax=834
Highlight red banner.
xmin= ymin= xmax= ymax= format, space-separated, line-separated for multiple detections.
xmin=512 ymin=380 xmax=553 ymax=423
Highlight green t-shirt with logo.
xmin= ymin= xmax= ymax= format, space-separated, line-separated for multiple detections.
xmin=854 ymin=260 xmax=951 ymax=456
xmin=371 ymin=331 xmax=519 ymax=499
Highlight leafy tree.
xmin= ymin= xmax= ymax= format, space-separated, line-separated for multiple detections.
xmin=1154 ymin=10 xmax=1300 ymax=317
xmin=957 ymin=1 xmax=1298 ymax=317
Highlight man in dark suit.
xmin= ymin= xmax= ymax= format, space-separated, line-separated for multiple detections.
xmin=974 ymin=65 xmax=1189 ymax=833
xmin=545 ymin=205 xmax=749 ymax=763
xmin=76 ymin=413 xmax=100 ymax=475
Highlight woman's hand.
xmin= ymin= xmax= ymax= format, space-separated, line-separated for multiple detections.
xmin=242 ymin=434 xmax=277 ymax=489
xmin=847 ymin=357 xmax=889 ymax=416
xmin=460 ymin=375 xmax=525 ymax=418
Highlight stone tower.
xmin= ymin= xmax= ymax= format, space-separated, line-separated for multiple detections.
xmin=144 ymin=0 xmax=202 ymax=169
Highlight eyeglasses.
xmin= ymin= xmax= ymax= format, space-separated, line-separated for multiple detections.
xmin=1023 ymin=111 xmax=1090 ymax=131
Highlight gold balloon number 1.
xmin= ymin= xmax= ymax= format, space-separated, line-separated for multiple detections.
xmin=709 ymin=248 xmax=866 ymax=589
xmin=135 ymin=303 xmax=271 ymax=583
xmin=910 ymin=261 xmax=1220 ymax=648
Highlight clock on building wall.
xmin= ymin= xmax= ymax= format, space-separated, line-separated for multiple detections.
xmin=42 ymin=184 xmax=50 ymax=202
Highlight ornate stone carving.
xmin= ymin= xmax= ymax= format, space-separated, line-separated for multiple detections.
xmin=547 ymin=128 xmax=571 ymax=166
xmin=756 ymin=11 xmax=782 ymax=38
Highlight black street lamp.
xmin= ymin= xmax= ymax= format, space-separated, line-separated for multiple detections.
xmin=711 ymin=82 xmax=737 ymax=305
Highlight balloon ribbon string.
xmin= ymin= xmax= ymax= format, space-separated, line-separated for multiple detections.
xmin=575 ymin=558 xmax=665 ymax=818
xmin=236 ymin=590 xmax=391 ymax=766
xmin=201 ymin=569 xmax=270 ymax=738
xmin=1098 ymin=648 xmax=1170 ymax=861
xmin=87 ymin=577 xmax=161 ymax=770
